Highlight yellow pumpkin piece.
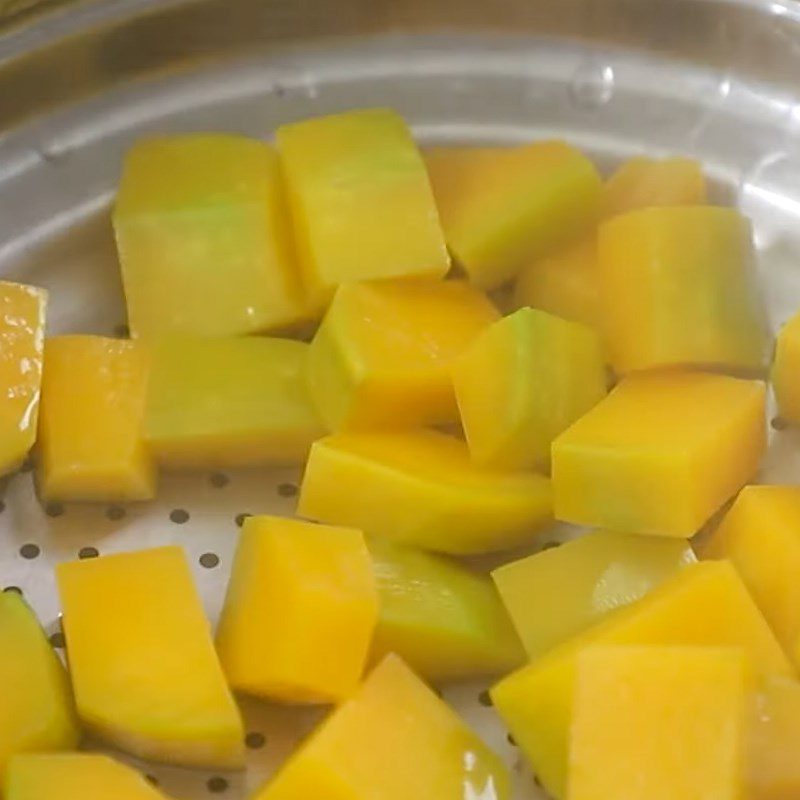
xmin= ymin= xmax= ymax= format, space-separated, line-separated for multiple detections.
xmin=772 ymin=311 xmax=800 ymax=424
xmin=702 ymin=486 xmax=800 ymax=667
xmin=512 ymin=157 xmax=706 ymax=332
xmin=568 ymin=646 xmax=747 ymax=800
xmin=552 ymin=372 xmax=766 ymax=537
xmin=145 ymin=336 xmax=324 ymax=469
xmin=307 ymin=279 xmax=498 ymax=431
xmin=277 ymin=108 xmax=449 ymax=310
xmin=750 ymin=676 xmax=800 ymax=800
xmin=0 ymin=593 xmax=78 ymax=778
xmin=6 ymin=754 xmax=170 ymax=800
xmin=453 ymin=307 xmax=606 ymax=471
xmin=425 ymin=143 xmax=601 ymax=289
xmin=491 ymin=560 xmax=792 ymax=799
xmin=216 ymin=516 xmax=377 ymax=704
xmin=602 ymin=156 xmax=707 ymax=217
xmin=253 ymin=654 xmax=510 ymax=800
xmin=298 ymin=430 xmax=552 ymax=555
xmin=598 ymin=206 xmax=768 ymax=374
xmin=114 ymin=134 xmax=307 ymax=339
xmin=513 ymin=237 xmax=599 ymax=329
xmin=0 ymin=282 xmax=46 ymax=476
xmin=368 ymin=539 xmax=524 ymax=683
xmin=36 ymin=336 xmax=155 ymax=503
xmin=492 ymin=530 xmax=695 ymax=659
xmin=56 ymin=546 xmax=244 ymax=769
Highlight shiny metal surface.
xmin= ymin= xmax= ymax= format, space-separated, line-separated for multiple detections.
xmin=2 ymin=1 xmax=800 ymax=798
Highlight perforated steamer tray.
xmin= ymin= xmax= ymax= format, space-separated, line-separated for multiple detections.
xmin=4 ymin=0 xmax=800 ymax=798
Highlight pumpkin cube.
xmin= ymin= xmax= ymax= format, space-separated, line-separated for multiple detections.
xmin=308 ymin=279 xmax=498 ymax=431
xmin=6 ymin=754 xmax=169 ymax=800
xmin=772 ymin=311 xmax=800 ymax=425
xmin=0 ymin=282 xmax=46 ymax=476
xmin=368 ymin=539 xmax=524 ymax=683
xmin=702 ymin=486 xmax=800 ymax=666
xmin=276 ymin=108 xmax=449 ymax=309
xmin=552 ymin=372 xmax=766 ymax=537
xmin=750 ymin=676 xmax=800 ymax=800
xmin=491 ymin=560 xmax=792 ymax=799
xmin=602 ymin=156 xmax=707 ymax=217
xmin=298 ymin=430 xmax=552 ymax=554
xmin=0 ymin=593 xmax=78 ymax=778
xmin=513 ymin=237 xmax=599 ymax=330
xmin=512 ymin=157 xmax=706 ymax=331
xmin=425 ymin=143 xmax=601 ymax=289
xmin=37 ymin=336 xmax=155 ymax=503
xmin=599 ymin=206 xmax=768 ymax=374
xmin=145 ymin=336 xmax=323 ymax=469
xmin=253 ymin=654 xmax=509 ymax=800
xmin=216 ymin=516 xmax=378 ymax=704
xmin=114 ymin=134 xmax=307 ymax=338
xmin=453 ymin=307 xmax=606 ymax=470
xmin=568 ymin=646 xmax=747 ymax=800
xmin=492 ymin=530 xmax=695 ymax=659
xmin=56 ymin=546 xmax=244 ymax=769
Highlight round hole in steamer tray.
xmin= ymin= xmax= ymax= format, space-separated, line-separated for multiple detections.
xmin=199 ymin=552 xmax=220 ymax=569
xmin=245 ymin=731 xmax=266 ymax=749
xmin=44 ymin=503 xmax=64 ymax=518
xmin=19 ymin=543 xmax=40 ymax=560
xmin=206 ymin=777 xmax=229 ymax=793
xmin=477 ymin=690 xmax=493 ymax=707
xmin=106 ymin=505 xmax=126 ymax=521
xmin=210 ymin=472 xmax=230 ymax=488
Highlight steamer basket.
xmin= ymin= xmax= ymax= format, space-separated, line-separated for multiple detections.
xmin=1 ymin=1 xmax=799 ymax=797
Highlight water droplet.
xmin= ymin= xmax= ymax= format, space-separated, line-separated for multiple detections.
xmin=770 ymin=0 xmax=800 ymax=21
xmin=570 ymin=63 xmax=615 ymax=109
xmin=36 ymin=138 xmax=71 ymax=165
xmin=301 ymin=75 xmax=319 ymax=100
